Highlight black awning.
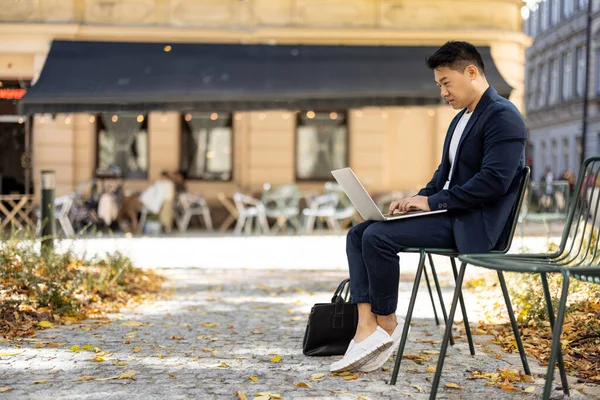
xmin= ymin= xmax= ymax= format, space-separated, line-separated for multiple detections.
xmin=20 ymin=40 xmax=513 ymax=114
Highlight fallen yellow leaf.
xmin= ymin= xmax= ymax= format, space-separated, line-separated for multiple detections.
xmin=235 ymin=391 xmax=248 ymax=400
xmin=249 ymin=375 xmax=259 ymax=382
xmin=358 ymin=396 xmax=372 ymax=400
xmin=270 ymin=354 xmax=282 ymax=363
xmin=295 ymin=382 xmax=311 ymax=388
xmin=310 ymin=372 xmax=325 ymax=381
xmin=445 ymin=383 xmax=463 ymax=389
xmin=523 ymin=386 xmax=536 ymax=393
xmin=344 ymin=373 xmax=360 ymax=380
xmin=89 ymin=356 xmax=106 ymax=362
xmin=0 ymin=351 xmax=22 ymax=357
xmin=133 ymin=346 xmax=141 ymax=353
xmin=113 ymin=361 xmax=127 ymax=366
xmin=0 ymin=387 xmax=13 ymax=393
xmin=120 ymin=321 xmax=150 ymax=327
xmin=218 ymin=362 xmax=230 ymax=368
xmin=168 ymin=373 xmax=176 ymax=379
xmin=425 ymin=367 xmax=436 ymax=373
xmin=69 ymin=345 xmax=81 ymax=353
xmin=33 ymin=379 xmax=49 ymax=384
xmin=119 ymin=370 xmax=137 ymax=380
xmin=72 ymin=376 xmax=95 ymax=382
xmin=202 ymin=323 xmax=220 ymax=327
xmin=38 ymin=321 xmax=53 ymax=328
xmin=95 ymin=376 xmax=120 ymax=381
xmin=157 ymin=353 xmax=163 ymax=359
xmin=412 ymin=385 xmax=424 ymax=393
xmin=82 ymin=344 xmax=96 ymax=351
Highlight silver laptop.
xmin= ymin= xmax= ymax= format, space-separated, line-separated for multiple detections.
xmin=331 ymin=168 xmax=447 ymax=221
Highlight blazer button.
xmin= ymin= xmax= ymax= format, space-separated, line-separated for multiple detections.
xmin=443 ymin=203 xmax=448 ymax=208
xmin=438 ymin=204 xmax=443 ymax=209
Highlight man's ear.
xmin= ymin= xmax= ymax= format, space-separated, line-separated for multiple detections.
xmin=466 ymin=65 xmax=478 ymax=80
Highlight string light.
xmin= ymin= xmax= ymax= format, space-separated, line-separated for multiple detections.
xmin=329 ymin=112 xmax=338 ymax=120
xmin=306 ymin=111 xmax=315 ymax=119
xmin=64 ymin=117 xmax=71 ymax=124
xmin=18 ymin=117 xmax=23 ymax=124
xmin=210 ymin=112 xmax=219 ymax=121
xmin=164 ymin=45 xmax=172 ymax=52
xmin=89 ymin=116 xmax=96 ymax=123
xmin=137 ymin=115 xmax=144 ymax=123
xmin=112 ymin=115 xmax=118 ymax=122
xmin=185 ymin=114 xmax=192 ymax=121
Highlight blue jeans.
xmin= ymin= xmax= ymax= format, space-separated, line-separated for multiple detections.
xmin=346 ymin=215 xmax=455 ymax=315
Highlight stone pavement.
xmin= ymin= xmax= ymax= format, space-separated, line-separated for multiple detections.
xmin=0 ymin=265 xmax=593 ymax=400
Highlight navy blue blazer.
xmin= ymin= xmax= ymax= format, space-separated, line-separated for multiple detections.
xmin=418 ymin=87 xmax=526 ymax=254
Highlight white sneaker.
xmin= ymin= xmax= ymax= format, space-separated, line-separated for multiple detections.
xmin=329 ymin=326 xmax=393 ymax=373
xmin=359 ymin=318 xmax=409 ymax=372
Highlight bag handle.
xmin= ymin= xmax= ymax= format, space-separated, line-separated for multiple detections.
xmin=331 ymin=278 xmax=350 ymax=303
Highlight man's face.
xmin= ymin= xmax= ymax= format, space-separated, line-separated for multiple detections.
xmin=433 ymin=66 xmax=476 ymax=110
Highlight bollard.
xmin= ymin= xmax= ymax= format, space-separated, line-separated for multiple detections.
xmin=40 ymin=170 xmax=56 ymax=254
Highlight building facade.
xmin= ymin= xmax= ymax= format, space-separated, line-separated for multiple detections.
xmin=523 ymin=0 xmax=600 ymax=180
xmin=0 ymin=0 xmax=529 ymax=209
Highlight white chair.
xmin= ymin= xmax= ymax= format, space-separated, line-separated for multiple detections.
xmin=301 ymin=192 xmax=340 ymax=234
xmin=36 ymin=194 xmax=75 ymax=237
xmin=232 ymin=193 xmax=270 ymax=235
xmin=176 ymin=193 xmax=214 ymax=232
xmin=324 ymin=182 xmax=357 ymax=228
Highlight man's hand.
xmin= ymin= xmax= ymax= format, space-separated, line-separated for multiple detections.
xmin=389 ymin=195 xmax=431 ymax=214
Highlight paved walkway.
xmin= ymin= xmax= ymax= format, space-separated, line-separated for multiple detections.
xmin=0 ymin=264 xmax=591 ymax=399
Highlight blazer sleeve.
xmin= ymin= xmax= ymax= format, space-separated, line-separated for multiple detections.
xmin=417 ymin=163 xmax=442 ymax=197
xmin=427 ymin=105 xmax=526 ymax=211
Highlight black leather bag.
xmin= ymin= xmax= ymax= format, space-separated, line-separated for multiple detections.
xmin=302 ymin=278 xmax=358 ymax=356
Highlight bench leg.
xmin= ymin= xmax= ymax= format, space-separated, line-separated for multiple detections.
xmin=423 ymin=265 xmax=441 ymax=326
xmin=450 ymin=257 xmax=475 ymax=355
xmin=390 ymin=250 xmax=426 ymax=385
xmin=497 ymin=271 xmax=531 ymax=375
xmin=428 ymin=254 xmax=455 ymax=346
xmin=541 ymin=272 xmax=570 ymax=398
xmin=430 ymin=261 xmax=467 ymax=399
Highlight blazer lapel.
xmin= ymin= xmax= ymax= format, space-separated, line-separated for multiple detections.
xmin=453 ymin=87 xmax=497 ymax=163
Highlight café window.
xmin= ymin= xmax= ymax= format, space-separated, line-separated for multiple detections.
xmin=96 ymin=113 xmax=148 ymax=179
xmin=296 ymin=111 xmax=348 ymax=180
xmin=181 ymin=112 xmax=232 ymax=181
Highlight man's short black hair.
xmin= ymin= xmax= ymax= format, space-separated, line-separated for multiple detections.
xmin=426 ymin=41 xmax=485 ymax=75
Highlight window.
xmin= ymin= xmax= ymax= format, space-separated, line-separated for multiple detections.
xmin=564 ymin=0 xmax=574 ymax=17
xmin=551 ymin=139 xmax=558 ymax=172
xmin=541 ymin=140 xmax=548 ymax=173
xmin=562 ymin=51 xmax=573 ymax=100
xmin=579 ymin=0 xmax=589 ymax=10
xmin=530 ymin=7 xmax=538 ymax=36
xmin=97 ymin=113 xmax=148 ymax=179
xmin=296 ymin=111 xmax=348 ymax=180
xmin=576 ymin=46 xmax=587 ymax=97
xmin=181 ymin=112 xmax=232 ymax=181
xmin=551 ymin=0 xmax=560 ymax=24
xmin=527 ymin=67 xmax=537 ymax=110
xmin=539 ymin=63 xmax=549 ymax=108
xmin=550 ymin=58 xmax=559 ymax=104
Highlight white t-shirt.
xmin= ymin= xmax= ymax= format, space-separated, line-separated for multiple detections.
xmin=443 ymin=110 xmax=473 ymax=190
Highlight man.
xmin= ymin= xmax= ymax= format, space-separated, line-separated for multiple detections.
xmin=330 ymin=41 xmax=527 ymax=373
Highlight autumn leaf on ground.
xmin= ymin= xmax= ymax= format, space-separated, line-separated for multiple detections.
xmin=72 ymin=376 xmax=95 ymax=382
xmin=332 ymin=371 xmax=353 ymax=377
xmin=169 ymin=336 xmax=184 ymax=340
xmin=270 ymin=354 xmax=281 ymax=363
xmin=412 ymin=385 xmax=424 ymax=393
xmin=120 ymin=321 xmax=151 ymax=327
xmin=82 ymin=344 xmax=97 ymax=351
xmin=113 ymin=361 xmax=127 ymax=366
xmin=38 ymin=321 xmax=53 ymax=328
xmin=218 ymin=362 xmax=230 ymax=368
xmin=119 ymin=370 xmax=137 ymax=380
xmin=248 ymin=375 xmax=258 ymax=382
xmin=235 ymin=390 xmax=248 ymax=400
xmin=344 ymin=373 xmax=360 ymax=381
xmin=168 ymin=373 xmax=176 ymax=379
xmin=0 ymin=387 xmax=13 ymax=393
xmin=358 ymin=396 xmax=372 ymax=400
xmin=523 ymin=386 xmax=536 ymax=393
xmin=295 ymin=382 xmax=311 ymax=388
xmin=32 ymin=379 xmax=49 ymax=384
xmin=133 ymin=346 xmax=141 ymax=353
xmin=498 ymin=382 xmax=519 ymax=391
xmin=0 ymin=351 xmax=22 ymax=357
xmin=89 ymin=355 xmax=106 ymax=362
xmin=202 ymin=323 xmax=220 ymax=328
xmin=69 ymin=345 xmax=81 ymax=353
xmin=251 ymin=331 xmax=264 ymax=335
xmin=425 ymin=367 xmax=436 ymax=373
xmin=445 ymin=383 xmax=463 ymax=389
xmin=310 ymin=372 xmax=325 ymax=381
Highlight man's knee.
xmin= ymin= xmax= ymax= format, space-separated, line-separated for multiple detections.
xmin=346 ymin=223 xmax=363 ymax=252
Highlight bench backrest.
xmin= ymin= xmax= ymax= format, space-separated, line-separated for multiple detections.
xmin=496 ymin=166 xmax=530 ymax=253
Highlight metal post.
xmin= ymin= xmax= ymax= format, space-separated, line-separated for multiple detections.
xmin=40 ymin=170 xmax=55 ymax=253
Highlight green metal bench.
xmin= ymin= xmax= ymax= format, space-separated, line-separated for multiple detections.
xmin=456 ymin=156 xmax=600 ymax=400
xmin=389 ymin=167 xmax=531 ymax=393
